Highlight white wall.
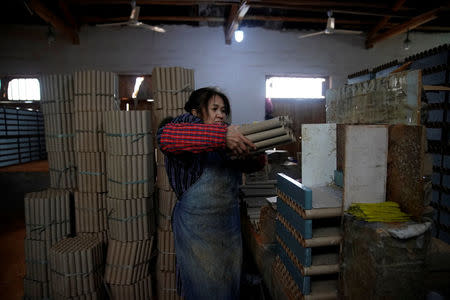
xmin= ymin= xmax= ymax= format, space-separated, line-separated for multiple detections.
xmin=1 ymin=24 xmax=449 ymax=123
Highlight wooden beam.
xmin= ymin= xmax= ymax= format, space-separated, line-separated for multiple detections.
xmin=85 ymin=14 xmax=375 ymax=25
xmin=366 ymin=0 xmax=406 ymax=40
xmin=71 ymin=0 xmax=403 ymax=11
xmin=423 ymin=85 xmax=450 ymax=91
xmin=225 ymin=1 xmax=250 ymax=45
xmin=365 ymin=8 xmax=439 ymax=49
xmin=390 ymin=61 xmax=412 ymax=74
xmin=245 ymin=15 xmax=375 ymax=25
xmin=28 ymin=0 xmax=80 ymax=44
xmin=84 ymin=15 xmax=225 ymax=23
xmin=58 ymin=0 xmax=79 ymax=29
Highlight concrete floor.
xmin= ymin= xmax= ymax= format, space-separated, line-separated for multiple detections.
xmin=0 ymin=216 xmax=26 ymax=300
xmin=0 ymin=160 xmax=50 ymax=300
xmin=0 ymin=160 xmax=267 ymax=300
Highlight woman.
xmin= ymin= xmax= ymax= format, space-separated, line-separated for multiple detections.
xmin=157 ymin=87 xmax=265 ymax=300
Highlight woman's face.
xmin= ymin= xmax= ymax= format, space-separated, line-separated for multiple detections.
xmin=202 ymin=95 xmax=227 ymax=124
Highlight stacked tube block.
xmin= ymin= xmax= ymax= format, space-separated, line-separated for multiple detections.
xmin=151 ymin=66 xmax=194 ymax=300
xmin=155 ymin=152 xmax=181 ymax=300
xmin=23 ymin=189 xmax=71 ymax=299
xmin=48 ymin=235 xmax=105 ymax=299
xmin=40 ymin=74 xmax=77 ymax=189
xmin=239 ymin=116 xmax=296 ymax=153
xmin=151 ymin=67 xmax=194 ymax=130
xmin=73 ymin=70 xmax=119 ymax=241
xmin=104 ymin=239 xmax=153 ymax=284
xmin=275 ymin=173 xmax=342 ymax=297
xmin=74 ymin=192 xmax=108 ymax=234
xmin=104 ymin=111 xmax=155 ymax=299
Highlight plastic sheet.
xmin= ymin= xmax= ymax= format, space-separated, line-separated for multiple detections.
xmin=326 ymin=70 xmax=421 ymax=125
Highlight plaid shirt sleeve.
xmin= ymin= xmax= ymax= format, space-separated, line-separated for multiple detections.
xmin=157 ymin=113 xmax=227 ymax=154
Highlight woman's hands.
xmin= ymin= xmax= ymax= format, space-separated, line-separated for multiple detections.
xmin=226 ymin=125 xmax=256 ymax=156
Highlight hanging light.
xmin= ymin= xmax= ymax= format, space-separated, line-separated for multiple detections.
xmin=403 ymin=30 xmax=411 ymax=51
xmin=234 ymin=30 xmax=244 ymax=43
xmin=47 ymin=25 xmax=55 ymax=46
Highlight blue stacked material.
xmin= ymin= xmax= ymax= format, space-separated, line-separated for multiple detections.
xmin=277 ymin=238 xmax=311 ymax=295
xmin=422 ymin=69 xmax=447 ymax=85
xmin=334 ymin=170 xmax=343 ymax=188
xmin=409 ymin=49 xmax=449 ymax=70
xmin=277 ymin=196 xmax=312 ymax=239
xmin=276 ymin=173 xmax=312 ymax=210
xmin=276 ymin=219 xmax=312 ymax=267
xmin=275 ymin=173 xmax=342 ymax=296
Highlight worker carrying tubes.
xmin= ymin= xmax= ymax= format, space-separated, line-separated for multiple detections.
xmin=157 ymin=86 xmax=294 ymax=300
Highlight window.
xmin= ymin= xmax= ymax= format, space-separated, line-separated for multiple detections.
xmin=266 ymin=76 xmax=326 ymax=99
xmin=7 ymin=78 xmax=41 ymax=101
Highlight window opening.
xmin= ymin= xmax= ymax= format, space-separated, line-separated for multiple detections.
xmin=266 ymin=76 xmax=326 ymax=99
xmin=7 ymin=78 xmax=41 ymax=101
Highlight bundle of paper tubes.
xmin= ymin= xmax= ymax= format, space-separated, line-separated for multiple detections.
xmin=239 ymin=116 xmax=296 ymax=153
xmin=23 ymin=188 xmax=71 ymax=300
xmin=104 ymin=238 xmax=154 ymax=285
xmin=49 ymin=235 xmax=105 ymax=299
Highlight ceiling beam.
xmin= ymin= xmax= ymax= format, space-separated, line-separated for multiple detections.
xmin=58 ymin=0 xmax=79 ymax=30
xmin=248 ymin=1 xmax=395 ymax=9
xmin=71 ymin=0 xmax=404 ymax=11
xmin=245 ymin=15 xmax=375 ymax=25
xmin=366 ymin=0 xmax=406 ymax=41
xmin=365 ymin=8 xmax=440 ymax=48
xmin=28 ymin=0 xmax=80 ymax=44
xmin=225 ymin=1 xmax=250 ymax=44
xmin=84 ymin=15 xmax=225 ymax=23
xmin=85 ymin=15 xmax=376 ymax=25
xmin=70 ymin=0 xmax=240 ymax=4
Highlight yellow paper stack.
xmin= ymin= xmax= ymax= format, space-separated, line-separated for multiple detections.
xmin=347 ymin=202 xmax=412 ymax=222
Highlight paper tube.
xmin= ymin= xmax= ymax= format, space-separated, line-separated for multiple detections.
xmin=245 ymin=126 xmax=287 ymax=143
xmin=239 ymin=116 xmax=290 ymax=135
xmin=253 ymin=132 xmax=296 ymax=150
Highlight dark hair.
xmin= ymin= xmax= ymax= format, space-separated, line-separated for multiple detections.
xmin=158 ymin=116 xmax=174 ymax=130
xmin=184 ymin=87 xmax=231 ymax=120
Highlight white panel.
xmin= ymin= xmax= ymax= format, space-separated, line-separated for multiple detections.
xmin=302 ymin=123 xmax=336 ymax=187
xmin=343 ymin=125 xmax=388 ymax=210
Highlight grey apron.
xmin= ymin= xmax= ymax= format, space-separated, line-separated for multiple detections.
xmin=172 ymin=153 xmax=242 ymax=300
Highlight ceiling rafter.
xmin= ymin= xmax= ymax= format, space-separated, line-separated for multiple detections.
xmin=366 ymin=0 xmax=406 ymax=42
xmin=58 ymin=0 xmax=79 ymax=29
xmin=225 ymin=1 xmax=250 ymax=44
xmin=28 ymin=0 xmax=80 ymax=44
xmin=82 ymin=15 xmax=225 ymax=23
xmin=70 ymin=0 xmax=409 ymax=11
xmin=366 ymin=8 xmax=440 ymax=48
xmin=83 ymin=14 xmax=379 ymax=26
xmin=3 ymin=0 xmax=446 ymax=47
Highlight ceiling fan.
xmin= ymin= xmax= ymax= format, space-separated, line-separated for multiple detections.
xmin=96 ymin=0 xmax=165 ymax=33
xmin=298 ymin=10 xmax=362 ymax=39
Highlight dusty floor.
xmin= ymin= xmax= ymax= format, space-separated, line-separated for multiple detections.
xmin=0 ymin=160 xmax=48 ymax=300
xmin=0 ymin=216 xmax=26 ymax=300
xmin=0 ymin=160 xmax=268 ymax=300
